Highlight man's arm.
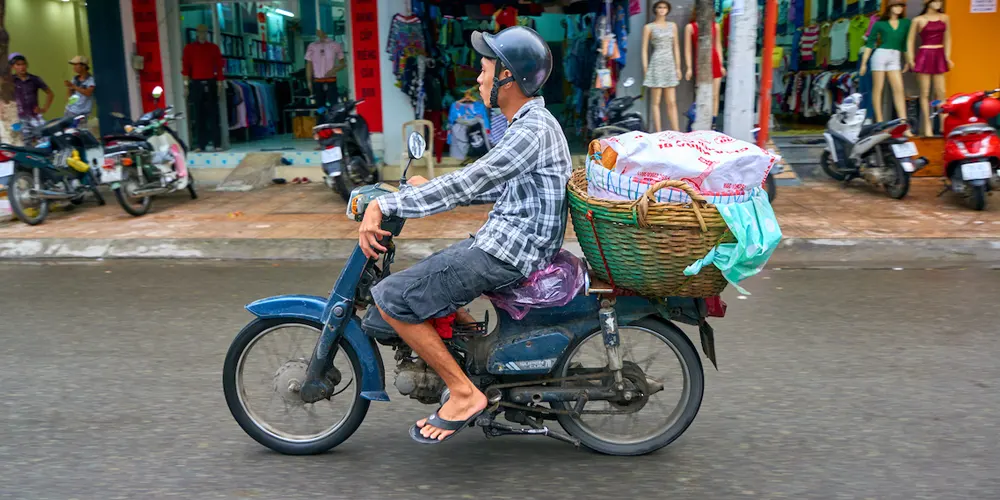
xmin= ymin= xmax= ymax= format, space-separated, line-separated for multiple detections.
xmin=378 ymin=125 xmax=539 ymax=218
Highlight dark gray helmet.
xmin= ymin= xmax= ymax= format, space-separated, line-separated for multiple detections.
xmin=471 ymin=27 xmax=552 ymax=107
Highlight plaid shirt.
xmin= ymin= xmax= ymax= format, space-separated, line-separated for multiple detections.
xmin=379 ymin=98 xmax=572 ymax=277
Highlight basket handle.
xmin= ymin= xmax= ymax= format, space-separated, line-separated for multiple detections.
xmin=634 ymin=179 xmax=709 ymax=231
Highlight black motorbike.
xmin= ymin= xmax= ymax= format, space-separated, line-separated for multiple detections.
xmin=591 ymin=78 xmax=645 ymax=140
xmin=315 ymin=99 xmax=377 ymax=203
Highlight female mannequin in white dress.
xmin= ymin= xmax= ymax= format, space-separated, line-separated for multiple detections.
xmin=642 ymin=1 xmax=682 ymax=131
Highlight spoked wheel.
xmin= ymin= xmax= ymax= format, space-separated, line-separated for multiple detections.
xmin=222 ymin=318 xmax=369 ymax=455
xmin=7 ymin=170 xmax=49 ymax=225
xmin=552 ymin=318 xmax=704 ymax=456
xmin=113 ymin=169 xmax=153 ymax=217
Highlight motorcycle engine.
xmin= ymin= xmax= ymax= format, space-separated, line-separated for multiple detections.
xmin=394 ymin=357 xmax=445 ymax=404
xmin=862 ymin=157 xmax=893 ymax=184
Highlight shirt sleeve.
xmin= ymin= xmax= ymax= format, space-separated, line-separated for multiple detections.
xmin=214 ymin=44 xmax=225 ymax=80
xmin=81 ymin=76 xmax=95 ymax=88
xmin=182 ymin=45 xmax=192 ymax=77
xmin=864 ymin=23 xmax=879 ymax=49
xmin=305 ymin=43 xmax=315 ymax=63
xmin=35 ymin=76 xmax=49 ymax=91
xmin=378 ymin=124 xmax=540 ymax=218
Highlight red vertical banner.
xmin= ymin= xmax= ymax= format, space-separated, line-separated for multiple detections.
xmin=132 ymin=0 xmax=164 ymax=112
xmin=350 ymin=0 xmax=383 ymax=133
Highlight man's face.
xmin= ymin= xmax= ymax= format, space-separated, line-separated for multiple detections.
xmin=477 ymin=57 xmax=513 ymax=107
xmin=12 ymin=61 xmax=27 ymax=76
xmin=73 ymin=63 xmax=86 ymax=75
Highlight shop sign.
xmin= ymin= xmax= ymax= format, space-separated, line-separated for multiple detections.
xmin=351 ymin=0 xmax=383 ymax=133
xmin=970 ymin=0 xmax=996 ymax=12
xmin=133 ymin=0 xmax=165 ymax=112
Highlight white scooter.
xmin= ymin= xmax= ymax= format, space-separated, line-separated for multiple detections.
xmin=821 ymin=94 xmax=928 ymax=199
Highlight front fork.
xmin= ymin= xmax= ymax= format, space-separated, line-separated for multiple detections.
xmin=598 ymin=297 xmax=626 ymax=391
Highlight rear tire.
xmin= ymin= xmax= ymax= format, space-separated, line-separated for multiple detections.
xmin=8 ymin=170 xmax=49 ymax=225
xmin=883 ymin=152 xmax=911 ymax=200
xmin=113 ymin=169 xmax=153 ymax=217
xmin=553 ymin=318 xmax=704 ymax=456
xmin=969 ymin=184 xmax=987 ymax=211
xmin=187 ymin=170 xmax=198 ymax=200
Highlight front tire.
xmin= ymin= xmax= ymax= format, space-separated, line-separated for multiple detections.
xmin=8 ymin=170 xmax=49 ymax=225
xmin=553 ymin=318 xmax=705 ymax=456
xmin=821 ymin=150 xmax=848 ymax=181
xmin=223 ymin=318 xmax=370 ymax=455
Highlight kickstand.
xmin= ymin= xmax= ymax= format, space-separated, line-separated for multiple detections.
xmin=476 ymin=415 xmax=580 ymax=447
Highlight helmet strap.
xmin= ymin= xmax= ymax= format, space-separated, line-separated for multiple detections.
xmin=489 ymin=63 xmax=514 ymax=109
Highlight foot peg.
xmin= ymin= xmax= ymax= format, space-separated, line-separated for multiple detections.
xmin=476 ymin=416 xmax=580 ymax=447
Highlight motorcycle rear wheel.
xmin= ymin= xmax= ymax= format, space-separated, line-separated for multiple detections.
xmin=332 ymin=138 xmax=376 ymax=203
xmin=113 ymin=169 xmax=153 ymax=217
xmin=223 ymin=318 xmax=369 ymax=455
xmin=883 ymin=152 xmax=911 ymax=200
xmin=969 ymin=184 xmax=987 ymax=211
xmin=8 ymin=170 xmax=50 ymax=225
xmin=552 ymin=317 xmax=704 ymax=456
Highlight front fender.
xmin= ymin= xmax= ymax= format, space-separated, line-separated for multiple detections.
xmin=245 ymin=294 xmax=389 ymax=402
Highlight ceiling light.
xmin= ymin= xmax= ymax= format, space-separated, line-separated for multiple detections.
xmin=274 ymin=8 xmax=294 ymax=17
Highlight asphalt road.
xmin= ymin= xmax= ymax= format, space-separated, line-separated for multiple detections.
xmin=0 ymin=260 xmax=997 ymax=500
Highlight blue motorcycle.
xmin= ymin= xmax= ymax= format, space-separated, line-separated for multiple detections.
xmin=222 ymin=133 xmax=724 ymax=456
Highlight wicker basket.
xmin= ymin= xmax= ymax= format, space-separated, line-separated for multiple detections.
xmin=567 ymin=168 xmax=735 ymax=298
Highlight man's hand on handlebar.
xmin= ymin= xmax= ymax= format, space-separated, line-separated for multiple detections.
xmin=359 ymin=200 xmax=391 ymax=259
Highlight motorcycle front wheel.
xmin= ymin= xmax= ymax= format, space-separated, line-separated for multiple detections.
xmin=552 ymin=317 xmax=704 ymax=456
xmin=222 ymin=318 xmax=369 ymax=455
xmin=7 ymin=170 xmax=50 ymax=225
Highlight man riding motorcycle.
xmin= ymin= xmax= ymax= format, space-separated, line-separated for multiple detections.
xmin=357 ymin=26 xmax=572 ymax=444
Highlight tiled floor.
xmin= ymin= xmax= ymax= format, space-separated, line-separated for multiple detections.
xmin=0 ymin=178 xmax=997 ymax=240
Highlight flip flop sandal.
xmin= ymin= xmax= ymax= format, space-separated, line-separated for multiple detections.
xmin=409 ymin=410 xmax=484 ymax=444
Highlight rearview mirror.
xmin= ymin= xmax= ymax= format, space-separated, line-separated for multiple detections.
xmin=152 ymin=86 xmax=164 ymax=100
xmin=407 ymin=132 xmax=426 ymax=160
xmin=623 ymin=77 xmax=635 ymax=88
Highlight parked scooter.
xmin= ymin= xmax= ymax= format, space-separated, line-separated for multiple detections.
xmin=222 ymin=132 xmax=725 ymax=457
xmin=591 ymin=77 xmax=645 ymax=139
xmin=0 ymin=114 xmax=107 ymax=225
xmin=933 ymin=89 xmax=1000 ymax=210
xmin=821 ymin=94 xmax=928 ymax=199
xmin=106 ymin=86 xmax=196 ymax=216
xmin=315 ymin=98 xmax=377 ymax=203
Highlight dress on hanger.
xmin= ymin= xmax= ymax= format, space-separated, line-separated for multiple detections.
xmin=913 ymin=20 xmax=948 ymax=75
xmin=643 ymin=23 xmax=680 ymax=88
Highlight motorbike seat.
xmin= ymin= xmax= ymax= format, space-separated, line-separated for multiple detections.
xmin=361 ymin=307 xmax=397 ymax=340
xmin=0 ymin=143 xmax=52 ymax=156
xmin=37 ymin=117 xmax=74 ymax=137
xmin=859 ymin=123 xmax=880 ymax=137
xmin=105 ymin=142 xmax=151 ymax=155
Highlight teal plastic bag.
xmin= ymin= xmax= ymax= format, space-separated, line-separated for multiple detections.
xmin=683 ymin=188 xmax=782 ymax=295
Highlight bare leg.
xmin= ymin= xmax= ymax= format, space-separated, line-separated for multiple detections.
xmin=712 ymin=77 xmax=722 ymax=118
xmin=649 ymin=87 xmax=664 ymax=132
xmin=887 ymin=70 xmax=910 ymax=135
xmin=918 ymin=74 xmax=932 ymax=136
xmin=933 ymin=73 xmax=948 ymax=133
xmin=665 ymin=87 xmax=680 ymax=131
xmin=872 ymin=70 xmax=887 ymax=123
xmin=378 ymin=307 xmax=487 ymax=441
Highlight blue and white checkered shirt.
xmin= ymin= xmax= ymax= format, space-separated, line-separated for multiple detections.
xmin=378 ymin=98 xmax=572 ymax=277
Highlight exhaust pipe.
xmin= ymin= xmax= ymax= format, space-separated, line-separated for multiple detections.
xmin=30 ymin=189 xmax=80 ymax=200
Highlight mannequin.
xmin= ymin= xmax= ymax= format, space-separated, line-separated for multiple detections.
xmin=907 ymin=0 xmax=952 ymax=137
xmin=305 ymin=29 xmax=346 ymax=107
xmin=182 ymin=24 xmax=225 ymax=152
xmin=642 ymin=1 xmax=681 ymax=131
xmin=684 ymin=8 xmax=725 ymax=125
xmin=859 ymin=0 xmax=911 ymax=134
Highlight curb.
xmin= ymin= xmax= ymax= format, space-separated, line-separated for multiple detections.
xmin=1 ymin=237 xmax=999 ymax=268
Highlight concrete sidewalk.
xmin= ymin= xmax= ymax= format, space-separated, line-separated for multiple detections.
xmin=1 ymin=178 xmax=998 ymax=266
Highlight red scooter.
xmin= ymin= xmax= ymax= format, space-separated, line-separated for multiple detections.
xmin=936 ymin=89 xmax=1000 ymax=210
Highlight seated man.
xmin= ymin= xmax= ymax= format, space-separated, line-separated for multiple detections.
xmin=358 ymin=26 xmax=572 ymax=444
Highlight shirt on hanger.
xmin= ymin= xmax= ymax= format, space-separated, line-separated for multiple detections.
xmin=800 ymin=25 xmax=820 ymax=62
xmin=305 ymin=39 xmax=345 ymax=79
xmin=848 ymin=15 xmax=870 ymax=62
xmin=829 ymin=19 xmax=851 ymax=65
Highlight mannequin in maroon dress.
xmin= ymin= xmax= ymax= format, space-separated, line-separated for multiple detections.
xmin=907 ymin=0 xmax=952 ymax=137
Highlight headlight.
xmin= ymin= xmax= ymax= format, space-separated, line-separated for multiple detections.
xmin=124 ymin=125 xmax=134 ymax=133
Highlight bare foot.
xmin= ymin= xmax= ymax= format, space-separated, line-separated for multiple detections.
xmin=416 ymin=387 xmax=488 ymax=441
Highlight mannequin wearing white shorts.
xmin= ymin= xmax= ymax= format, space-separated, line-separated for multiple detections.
xmin=870 ymin=48 xmax=902 ymax=72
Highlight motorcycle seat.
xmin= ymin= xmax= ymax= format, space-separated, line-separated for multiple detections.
xmin=0 ymin=143 xmax=51 ymax=156
xmin=105 ymin=142 xmax=151 ymax=155
xmin=361 ymin=307 xmax=397 ymax=340
xmin=37 ymin=117 xmax=74 ymax=137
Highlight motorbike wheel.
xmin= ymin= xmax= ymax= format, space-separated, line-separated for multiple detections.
xmin=820 ymin=150 xmax=848 ymax=181
xmin=332 ymin=138 xmax=376 ymax=203
xmin=222 ymin=318 xmax=370 ymax=455
xmin=883 ymin=153 xmax=911 ymax=200
xmin=7 ymin=170 xmax=50 ymax=225
xmin=113 ymin=169 xmax=153 ymax=217
xmin=552 ymin=317 xmax=704 ymax=456
xmin=187 ymin=170 xmax=198 ymax=200
xmin=969 ymin=184 xmax=987 ymax=211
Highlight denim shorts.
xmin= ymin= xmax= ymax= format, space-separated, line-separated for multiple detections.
xmin=371 ymin=238 xmax=524 ymax=324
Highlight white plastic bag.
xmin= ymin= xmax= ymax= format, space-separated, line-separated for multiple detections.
xmin=590 ymin=130 xmax=779 ymax=202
